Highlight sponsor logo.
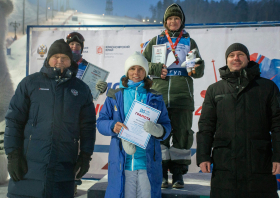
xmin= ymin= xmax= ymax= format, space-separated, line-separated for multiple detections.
xmin=96 ymin=46 xmax=103 ymax=55
xmin=37 ymin=44 xmax=48 ymax=57
xmin=139 ymin=108 xmax=150 ymax=116
xmin=104 ymin=45 xmax=130 ymax=58
xmin=71 ymin=89 xmax=78 ymax=96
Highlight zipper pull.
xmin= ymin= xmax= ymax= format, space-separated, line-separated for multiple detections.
xmin=57 ymin=76 xmax=61 ymax=83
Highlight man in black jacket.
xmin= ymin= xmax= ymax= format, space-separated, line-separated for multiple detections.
xmin=197 ymin=43 xmax=280 ymax=198
xmin=4 ymin=39 xmax=96 ymax=198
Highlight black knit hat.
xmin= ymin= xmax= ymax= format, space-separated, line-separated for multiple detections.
xmin=47 ymin=39 xmax=73 ymax=62
xmin=163 ymin=4 xmax=185 ymax=31
xmin=225 ymin=43 xmax=250 ymax=63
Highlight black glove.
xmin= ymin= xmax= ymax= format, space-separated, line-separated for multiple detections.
xmin=7 ymin=149 xmax=28 ymax=181
xmin=74 ymin=151 xmax=92 ymax=179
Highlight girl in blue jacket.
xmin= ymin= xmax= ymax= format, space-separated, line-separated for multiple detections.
xmin=97 ymin=52 xmax=171 ymax=198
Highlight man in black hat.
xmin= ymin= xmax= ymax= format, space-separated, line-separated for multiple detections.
xmin=4 ymin=39 xmax=96 ymax=198
xmin=196 ymin=43 xmax=280 ymax=197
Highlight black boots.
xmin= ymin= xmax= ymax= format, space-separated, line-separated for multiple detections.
xmin=161 ymin=161 xmax=169 ymax=188
xmin=162 ymin=162 xmax=186 ymax=188
xmin=172 ymin=172 xmax=184 ymax=188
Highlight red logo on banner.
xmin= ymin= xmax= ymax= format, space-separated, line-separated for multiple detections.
xmin=96 ymin=46 xmax=103 ymax=55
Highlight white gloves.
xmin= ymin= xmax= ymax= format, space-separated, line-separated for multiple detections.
xmin=95 ymin=81 xmax=107 ymax=94
xmin=143 ymin=121 xmax=164 ymax=138
xmin=122 ymin=121 xmax=164 ymax=155
xmin=121 ymin=139 xmax=136 ymax=155
xmin=181 ymin=48 xmax=201 ymax=75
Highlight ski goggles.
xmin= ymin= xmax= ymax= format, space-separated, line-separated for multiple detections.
xmin=66 ymin=32 xmax=85 ymax=43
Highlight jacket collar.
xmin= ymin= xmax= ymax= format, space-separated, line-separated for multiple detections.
xmin=219 ymin=61 xmax=260 ymax=82
xmin=40 ymin=58 xmax=78 ymax=80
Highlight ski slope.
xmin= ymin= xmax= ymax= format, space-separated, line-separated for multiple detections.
xmin=6 ymin=8 xmax=143 ymax=91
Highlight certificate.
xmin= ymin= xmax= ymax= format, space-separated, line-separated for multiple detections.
xmin=118 ymin=100 xmax=161 ymax=149
xmin=81 ymin=63 xmax=109 ymax=100
xmin=151 ymin=44 xmax=167 ymax=64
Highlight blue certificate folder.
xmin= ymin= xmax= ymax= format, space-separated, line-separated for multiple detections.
xmin=118 ymin=100 xmax=161 ymax=149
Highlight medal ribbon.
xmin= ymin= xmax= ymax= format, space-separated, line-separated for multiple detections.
xmin=165 ymin=30 xmax=183 ymax=55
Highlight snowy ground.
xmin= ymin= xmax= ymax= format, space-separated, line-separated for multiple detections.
xmin=6 ymin=7 xmax=144 ymax=90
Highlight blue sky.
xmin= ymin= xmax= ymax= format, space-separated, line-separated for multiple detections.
xmin=28 ymin=0 xmax=238 ymax=18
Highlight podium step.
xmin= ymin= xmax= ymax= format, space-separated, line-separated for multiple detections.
xmin=88 ymin=173 xmax=211 ymax=198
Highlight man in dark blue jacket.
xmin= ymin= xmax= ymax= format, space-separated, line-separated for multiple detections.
xmin=4 ymin=39 xmax=96 ymax=198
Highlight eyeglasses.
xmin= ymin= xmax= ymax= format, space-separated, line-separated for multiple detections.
xmin=66 ymin=32 xmax=85 ymax=43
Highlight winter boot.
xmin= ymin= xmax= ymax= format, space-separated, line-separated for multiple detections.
xmin=172 ymin=172 xmax=184 ymax=189
xmin=161 ymin=161 xmax=169 ymax=188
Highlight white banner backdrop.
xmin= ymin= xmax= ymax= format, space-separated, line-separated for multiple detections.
xmin=30 ymin=26 xmax=280 ymax=177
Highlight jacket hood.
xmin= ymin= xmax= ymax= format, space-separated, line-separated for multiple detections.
xmin=219 ymin=61 xmax=260 ymax=81
xmin=163 ymin=3 xmax=186 ymax=32
xmin=40 ymin=58 xmax=78 ymax=79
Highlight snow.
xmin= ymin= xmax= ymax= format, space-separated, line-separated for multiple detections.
xmin=6 ymin=6 xmax=143 ymax=91
xmin=7 ymin=0 xmax=52 ymax=33
xmin=6 ymin=34 xmax=27 ymax=90
xmin=2 ymin=2 xmax=144 ymax=197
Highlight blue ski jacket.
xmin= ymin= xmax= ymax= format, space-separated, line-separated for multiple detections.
xmin=97 ymin=86 xmax=171 ymax=198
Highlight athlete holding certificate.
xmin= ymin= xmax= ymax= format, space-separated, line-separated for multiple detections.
xmin=143 ymin=3 xmax=205 ymax=188
xmin=97 ymin=52 xmax=171 ymax=198
xmin=66 ymin=32 xmax=107 ymax=95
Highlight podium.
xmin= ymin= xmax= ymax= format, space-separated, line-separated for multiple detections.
xmin=88 ymin=173 xmax=211 ymax=198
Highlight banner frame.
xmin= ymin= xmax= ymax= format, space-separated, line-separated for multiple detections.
xmin=26 ymin=21 xmax=280 ymax=76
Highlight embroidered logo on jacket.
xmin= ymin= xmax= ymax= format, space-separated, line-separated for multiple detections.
xmin=39 ymin=88 xmax=49 ymax=91
xmin=71 ymin=89 xmax=78 ymax=96
xmin=114 ymin=105 xmax=117 ymax=111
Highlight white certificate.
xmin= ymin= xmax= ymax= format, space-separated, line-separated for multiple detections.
xmin=151 ymin=44 xmax=167 ymax=64
xmin=81 ymin=63 xmax=109 ymax=100
xmin=118 ymin=100 xmax=161 ymax=149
